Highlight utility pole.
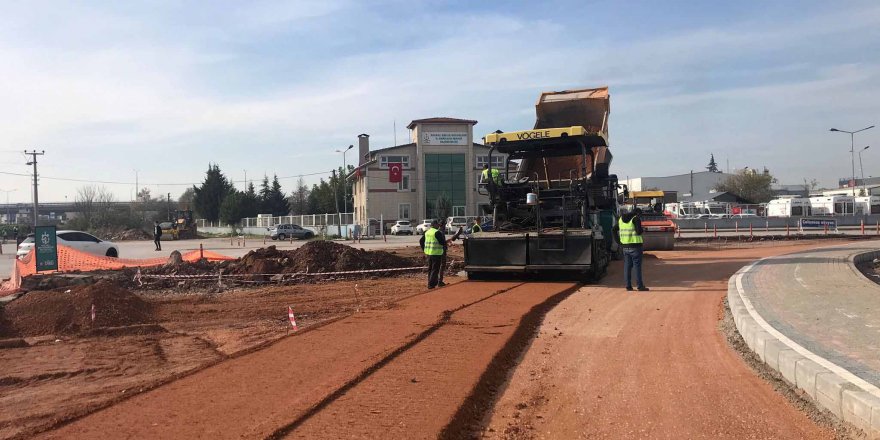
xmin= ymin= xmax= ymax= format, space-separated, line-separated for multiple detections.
xmin=167 ymin=192 xmax=172 ymax=221
xmin=24 ymin=150 xmax=44 ymax=227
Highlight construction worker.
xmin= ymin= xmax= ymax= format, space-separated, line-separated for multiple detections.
xmin=153 ymin=221 xmax=162 ymax=251
xmin=481 ymin=164 xmax=502 ymax=186
xmin=613 ymin=208 xmax=649 ymax=292
xmin=470 ymin=219 xmax=482 ymax=234
xmin=419 ymin=219 xmax=447 ymax=289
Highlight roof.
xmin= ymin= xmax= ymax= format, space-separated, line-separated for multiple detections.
xmin=678 ymin=191 xmax=739 ymax=203
xmin=407 ymin=117 xmax=477 ymax=129
xmin=367 ymin=142 xmax=416 ymax=156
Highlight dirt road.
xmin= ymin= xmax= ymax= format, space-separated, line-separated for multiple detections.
xmin=35 ymin=281 xmax=578 ymax=439
xmin=485 ymin=242 xmax=841 ymax=439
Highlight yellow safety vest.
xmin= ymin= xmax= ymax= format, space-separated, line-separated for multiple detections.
xmin=423 ymin=228 xmax=444 ymax=256
xmin=471 ymin=224 xmax=482 ymax=234
xmin=482 ymin=168 xmax=501 ymax=185
xmin=618 ymin=217 xmax=644 ymax=245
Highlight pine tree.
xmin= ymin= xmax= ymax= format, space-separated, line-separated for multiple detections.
xmin=193 ymin=164 xmax=234 ymax=222
xmin=240 ymin=182 xmax=261 ymax=218
xmin=265 ymin=174 xmax=290 ymax=216
xmin=706 ymin=154 xmax=720 ymax=173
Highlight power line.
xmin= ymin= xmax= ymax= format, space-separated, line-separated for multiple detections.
xmin=0 ymin=169 xmax=337 ymax=186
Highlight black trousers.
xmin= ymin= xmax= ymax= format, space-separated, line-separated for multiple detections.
xmin=427 ymin=255 xmax=443 ymax=288
xmin=154 ymin=236 xmax=161 ymax=250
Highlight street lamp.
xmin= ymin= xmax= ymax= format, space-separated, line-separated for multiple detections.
xmin=859 ymin=146 xmax=870 ymax=196
xmin=830 ymin=126 xmax=875 ymax=203
xmin=335 ymin=145 xmax=354 ymax=213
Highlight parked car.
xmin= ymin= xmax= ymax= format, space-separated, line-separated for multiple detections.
xmin=415 ymin=219 xmax=434 ymax=235
xmin=268 ymin=224 xmax=314 ymax=240
xmin=17 ymin=230 xmax=120 ymax=259
xmin=390 ymin=220 xmax=413 ymax=235
xmin=445 ymin=216 xmax=469 ymax=234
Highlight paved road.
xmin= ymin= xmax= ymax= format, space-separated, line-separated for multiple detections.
xmin=486 ymin=241 xmax=842 ymax=439
xmin=0 ymin=235 xmax=420 ymax=280
xmin=738 ymin=241 xmax=880 ymax=389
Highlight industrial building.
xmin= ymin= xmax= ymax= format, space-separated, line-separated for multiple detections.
xmin=350 ymin=118 xmax=506 ymax=229
xmin=623 ymin=170 xmax=737 ymax=202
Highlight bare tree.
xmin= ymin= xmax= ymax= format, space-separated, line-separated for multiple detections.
xmin=74 ymin=185 xmax=99 ymax=229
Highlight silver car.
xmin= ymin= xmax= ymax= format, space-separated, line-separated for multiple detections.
xmin=269 ymin=224 xmax=315 ymax=240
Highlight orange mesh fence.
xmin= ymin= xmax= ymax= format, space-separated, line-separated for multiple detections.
xmin=1 ymin=245 xmax=234 ymax=293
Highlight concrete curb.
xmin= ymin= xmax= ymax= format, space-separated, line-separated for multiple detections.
xmin=727 ymin=250 xmax=880 ymax=438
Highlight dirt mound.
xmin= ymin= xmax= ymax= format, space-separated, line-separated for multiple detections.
xmin=0 ymin=280 xmax=153 ymax=337
xmin=95 ymin=227 xmax=152 ymax=241
xmin=230 ymin=241 xmax=418 ymax=275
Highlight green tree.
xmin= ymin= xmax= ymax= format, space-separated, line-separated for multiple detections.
xmin=258 ymin=175 xmax=271 ymax=211
xmin=715 ymin=170 xmax=776 ymax=203
xmin=263 ymin=174 xmax=290 ymax=216
xmin=219 ymin=190 xmax=245 ymax=226
xmin=706 ymin=154 xmax=720 ymax=173
xmin=240 ymin=182 xmax=261 ymax=218
xmin=193 ymin=164 xmax=234 ymax=222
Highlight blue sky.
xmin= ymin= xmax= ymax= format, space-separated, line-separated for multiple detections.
xmin=0 ymin=0 xmax=878 ymax=202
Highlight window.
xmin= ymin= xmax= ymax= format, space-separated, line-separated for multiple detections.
xmin=424 ymin=154 xmax=467 ymax=219
xmin=399 ymin=203 xmax=411 ymax=220
xmin=476 ymin=155 xmax=504 ymax=169
xmin=380 ymin=155 xmax=410 ymax=169
xmin=453 ymin=206 xmax=465 ymax=216
xmin=398 ymin=175 xmax=410 ymax=191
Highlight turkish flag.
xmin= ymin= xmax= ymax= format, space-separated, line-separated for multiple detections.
xmin=388 ymin=163 xmax=402 ymax=183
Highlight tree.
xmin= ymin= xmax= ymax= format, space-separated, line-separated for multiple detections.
xmin=74 ymin=185 xmax=98 ymax=229
xmin=219 ymin=190 xmax=246 ymax=226
xmin=240 ymin=182 xmax=261 ymax=219
xmin=178 ymin=187 xmax=195 ymax=209
xmin=434 ymin=193 xmax=452 ymax=222
xmin=802 ymin=178 xmax=819 ymax=196
xmin=193 ymin=164 xmax=234 ymax=222
xmin=706 ymin=154 xmax=720 ymax=173
xmin=290 ymin=177 xmax=310 ymax=215
xmin=262 ymin=174 xmax=290 ymax=216
xmin=715 ymin=170 xmax=776 ymax=203
xmin=307 ymin=179 xmax=334 ymax=214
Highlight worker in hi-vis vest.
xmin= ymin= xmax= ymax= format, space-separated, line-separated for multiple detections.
xmin=613 ymin=208 xmax=650 ymax=292
xmin=419 ymin=219 xmax=448 ymax=289
xmin=470 ymin=219 xmax=482 ymax=234
xmin=481 ymin=164 xmax=502 ymax=186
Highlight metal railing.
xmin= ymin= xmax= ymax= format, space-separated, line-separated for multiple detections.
xmin=197 ymin=213 xmax=354 ymax=229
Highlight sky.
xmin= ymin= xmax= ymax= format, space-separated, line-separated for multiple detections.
xmin=0 ymin=0 xmax=878 ymax=203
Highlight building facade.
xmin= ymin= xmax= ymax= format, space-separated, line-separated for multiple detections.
xmin=351 ymin=118 xmax=505 ymax=228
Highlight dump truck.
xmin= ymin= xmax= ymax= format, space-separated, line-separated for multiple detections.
xmin=622 ymin=190 xmax=676 ymax=251
xmin=464 ymin=87 xmax=621 ymax=280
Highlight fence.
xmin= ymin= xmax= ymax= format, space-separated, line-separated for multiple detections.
xmin=197 ymin=213 xmax=354 ymax=229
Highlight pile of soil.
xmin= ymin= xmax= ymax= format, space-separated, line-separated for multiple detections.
xmin=229 ymin=241 xmax=419 ymax=275
xmin=0 ymin=280 xmax=153 ymax=337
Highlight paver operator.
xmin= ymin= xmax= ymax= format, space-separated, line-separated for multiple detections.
xmin=419 ymin=219 xmax=447 ymax=289
xmin=481 ymin=164 xmax=502 ymax=186
xmin=613 ymin=208 xmax=649 ymax=291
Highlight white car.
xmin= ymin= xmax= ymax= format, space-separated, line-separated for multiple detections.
xmin=17 ymin=230 xmax=120 ymax=259
xmin=415 ymin=219 xmax=434 ymax=235
xmin=390 ymin=220 xmax=413 ymax=235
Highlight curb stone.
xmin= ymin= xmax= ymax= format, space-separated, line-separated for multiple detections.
xmin=727 ymin=250 xmax=880 ymax=438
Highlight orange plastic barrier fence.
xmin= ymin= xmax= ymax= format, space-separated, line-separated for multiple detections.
xmin=1 ymin=245 xmax=234 ymax=292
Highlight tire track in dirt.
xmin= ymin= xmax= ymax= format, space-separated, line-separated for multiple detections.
xmin=283 ymin=282 xmax=580 ymax=439
xmin=37 ymin=281 xmax=523 ymax=439
xmin=265 ymin=281 xmax=528 ymax=439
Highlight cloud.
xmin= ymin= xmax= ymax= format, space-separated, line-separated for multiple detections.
xmin=0 ymin=1 xmax=878 ymax=201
